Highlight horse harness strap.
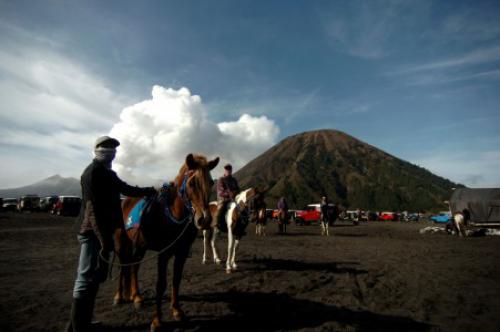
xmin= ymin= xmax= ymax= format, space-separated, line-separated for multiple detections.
xmin=164 ymin=179 xmax=194 ymax=225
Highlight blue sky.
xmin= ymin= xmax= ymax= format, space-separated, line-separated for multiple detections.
xmin=1 ymin=0 xmax=499 ymax=188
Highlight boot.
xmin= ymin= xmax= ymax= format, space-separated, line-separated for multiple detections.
xmin=69 ymin=297 xmax=91 ymax=332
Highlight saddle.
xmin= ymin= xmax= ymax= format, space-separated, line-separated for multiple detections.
xmin=125 ymin=183 xmax=176 ymax=232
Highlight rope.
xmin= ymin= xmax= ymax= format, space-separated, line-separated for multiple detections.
xmin=99 ymin=216 xmax=193 ymax=267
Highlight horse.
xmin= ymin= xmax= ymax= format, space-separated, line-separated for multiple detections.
xmin=247 ymin=190 xmax=267 ymax=236
xmin=254 ymin=206 xmax=268 ymax=236
xmin=114 ymin=153 xmax=219 ymax=332
xmin=277 ymin=210 xmax=289 ymax=234
xmin=202 ymin=187 xmax=262 ymax=273
xmin=453 ymin=209 xmax=470 ymax=237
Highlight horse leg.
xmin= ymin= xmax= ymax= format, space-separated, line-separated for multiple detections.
xmin=202 ymin=229 xmax=209 ymax=264
xmin=113 ymin=229 xmax=131 ymax=305
xmin=226 ymin=229 xmax=235 ymax=273
xmin=231 ymin=238 xmax=240 ymax=271
xmin=113 ymin=265 xmax=130 ymax=305
xmin=151 ymin=253 xmax=168 ymax=332
xmin=130 ymin=261 xmax=144 ymax=308
xmin=211 ymin=228 xmax=221 ymax=264
xmin=171 ymin=252 xmax=189 ymax=321
xmin=326 ymin=223 xmax=329 ymax=236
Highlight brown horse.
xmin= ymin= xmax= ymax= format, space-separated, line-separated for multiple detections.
xmin=114 ymin=153 xmax=218 ymax=332
xmin=202 ymin=187 xmax=262 ymax=273
xmin=277 ymin=210 xmax=289 ymax=234
xmin=248 ymin=191 xmax=267 ymax=236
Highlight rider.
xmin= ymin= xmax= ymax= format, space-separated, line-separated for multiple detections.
xmin=67 ymin=136 xmax=157 ymax=332
xmin=214 ymin=163 xmax=240 ymax=228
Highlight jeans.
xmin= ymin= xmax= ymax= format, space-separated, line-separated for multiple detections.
xmin=72 ymin=232 xmax=109 ymax=299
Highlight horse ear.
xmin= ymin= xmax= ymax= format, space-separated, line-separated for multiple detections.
xmin=186 ymin=154 xmax=197 ymax=170
xmin=208 ymin=157 xmax=220 ymax=170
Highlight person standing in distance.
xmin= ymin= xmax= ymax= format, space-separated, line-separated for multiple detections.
xmin=67 ymin=136 xmax=157 ymax=332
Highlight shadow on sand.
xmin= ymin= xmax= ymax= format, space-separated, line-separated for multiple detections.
xmin=98 ymin=259 xmax=431 ymax=331
xmin=174 ymin=290 xmax=431 ymax=331
xmin=102 ymin=291 xmax=432 ymax=331
xmin=243 ymin=257 xmax=368 ymax=275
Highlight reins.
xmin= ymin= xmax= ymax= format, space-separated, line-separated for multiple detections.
xmin=99 ymin=172 xmax=197 ymax=268
xmin=99 ymin=214 xmax=193 ymax=268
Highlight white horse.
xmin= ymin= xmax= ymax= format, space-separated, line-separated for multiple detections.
xmin=202 ymin=188 xmax=260 ymax=273
xmin=453 ymin=213 xmax=467 ymax=237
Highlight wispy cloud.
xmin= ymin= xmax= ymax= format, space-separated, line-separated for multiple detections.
xmin=413 ymin=149 xmax=500 ymax=188
xmin=0 ymin=25 xmax=133 ymax=186
xmin=399 ymin=45 xmax=500 ymax=73
xmin=322 ymin=0 xmax=432 ymax=59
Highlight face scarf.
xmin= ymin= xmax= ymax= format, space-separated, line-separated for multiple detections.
xmin=94 ymin=147 xmax=116 ymax=168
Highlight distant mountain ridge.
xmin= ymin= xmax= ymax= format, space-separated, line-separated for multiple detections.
xmin=2 ymin=129 xmax=462 ymax=211
xmin=235 ymin=129 xmax=462 ymax=211
xmin=0 ymin=175 xmax=80 ymax=198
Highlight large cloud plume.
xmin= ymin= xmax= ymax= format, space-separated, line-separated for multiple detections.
xmin=110 ymin=85 xmax=280 ymax=184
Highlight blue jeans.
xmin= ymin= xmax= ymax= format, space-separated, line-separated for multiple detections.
xmin=72 ymin=232 xmax=109 ymax=299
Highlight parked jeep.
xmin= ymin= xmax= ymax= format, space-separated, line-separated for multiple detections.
xmin=17 ymin=195 xmax=41 ymax=212
xmin=2 ymin=198 xmax=18 ymax=212
xmin=295 ymin=203 xmax=338 ymax=226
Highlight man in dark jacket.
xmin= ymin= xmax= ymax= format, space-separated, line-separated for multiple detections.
xmin=320 ymin=196 xmax=330 ymax=236
xmin=214 ymin=163 xmax=240 ymax=227
xmin=68 ymin=136 xmax=156 ymax=332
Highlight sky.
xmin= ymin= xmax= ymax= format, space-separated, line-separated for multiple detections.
xmin=0 ymin=0 xmax=499 ymax=188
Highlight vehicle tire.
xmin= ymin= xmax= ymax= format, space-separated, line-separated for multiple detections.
xmin=295 ymin=218 xmax=304 ymax=226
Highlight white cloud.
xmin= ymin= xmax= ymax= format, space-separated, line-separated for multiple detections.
xmin=110 ymin=85 xmax=280 ymax=185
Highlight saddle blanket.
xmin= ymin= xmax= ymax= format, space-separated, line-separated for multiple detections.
xmin=125 ymin=198 xmax=148 ymax=230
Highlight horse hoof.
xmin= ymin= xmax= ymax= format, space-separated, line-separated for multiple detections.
xmin=150 ymin=321 xmax=161 ymax=332
xmin=202 ymin=259 xmax=207 ymax=265
xmin=171 ymin=308 xmax=187 ymax=321
xmin=113 ymin=297 xmax=123 ymax=306
xmin=226 ymin=269 xmax=232 ymax=274
xmin=214 ymin=258 xmax=222 ymax=265
xmin=134 ymin=300 xmax=143 ymax=310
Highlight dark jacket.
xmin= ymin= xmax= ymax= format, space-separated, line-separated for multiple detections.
xmin=217 ymin=175 xmax=240 ymax=200
xmin=320 ymin=201 xmax=329 ymax=221
xmin=74 ymin=159 xmax=156 ymax=246
xmin=277 ymin=198 xmax=288 ymax=212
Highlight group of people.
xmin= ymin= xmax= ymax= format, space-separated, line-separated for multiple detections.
xmin=68 ymin=135 xmax=340 ymax=330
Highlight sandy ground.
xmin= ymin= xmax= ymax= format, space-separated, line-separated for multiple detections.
xmin=0 ymin=212 xmax=499 ymax=332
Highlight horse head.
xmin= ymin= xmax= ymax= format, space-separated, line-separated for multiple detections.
xmin=235 ymin=187 xmax=261 ymax=210
xmin=177 ymin=153 xmax=219 ymax=230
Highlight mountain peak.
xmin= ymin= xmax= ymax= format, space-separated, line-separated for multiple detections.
xmin=235 ymin=129 xmax=460 ymax=211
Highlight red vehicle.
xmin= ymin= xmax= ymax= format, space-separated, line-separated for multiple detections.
xmin=295 ymin=204 xmax=337 ymax=225
xmin=52 ymin=196 xmax=82 ymax=217
xmin=379 ymin=211 xmax=395 ymax=221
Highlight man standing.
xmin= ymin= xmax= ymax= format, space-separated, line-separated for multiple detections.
xmin=215 ymin=163 xmax=240 ymax=228
xmin=320 ymin=196 xmax=330 ymax=236
xmin=68 ymin=136 xmax=157 ymax=332
xmin=277 ymin=196 xmax=289 ymax=234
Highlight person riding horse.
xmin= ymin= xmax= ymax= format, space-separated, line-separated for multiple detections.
xmin=67 ymin=136 xmax=157 ymax=332
xmin=214 ymin=163 xmax=240 ymax=228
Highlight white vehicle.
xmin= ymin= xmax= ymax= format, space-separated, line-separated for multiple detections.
xmin=2 ymin=198 xmax=18 ymax=211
